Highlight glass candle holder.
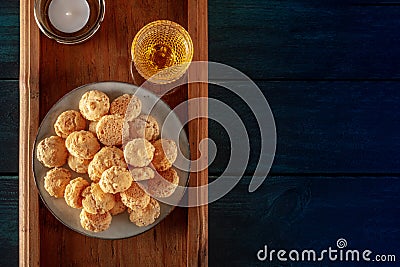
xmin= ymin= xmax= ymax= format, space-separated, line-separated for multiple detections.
xmin=131 ymin=20 xmax=194 ymax=84
xmin=34 ymin=0 xmax=105 ymax=44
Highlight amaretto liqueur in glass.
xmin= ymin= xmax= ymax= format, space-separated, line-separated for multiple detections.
xmin=132 ymin=20 xmax=194 ymax=84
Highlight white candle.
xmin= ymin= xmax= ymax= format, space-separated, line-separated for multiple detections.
xmin=48 ymin=0 xmax=90 ymax=33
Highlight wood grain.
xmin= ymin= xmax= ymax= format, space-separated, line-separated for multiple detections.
xmin=20 ymin=0 xmax=208 ymax=266
xmin=4 ymin=175 xmax=400 ymax=266
xmin=209 ymin=176 xmax=400 ymax=266
xmin=0 ymin=0 xmax=19 ymax=79
xmin=209 ymin=81 xmax=400 ymax=175
xmin=209 ymin=0 xmax=400 ymax=80
xmin=0 ymin=177 xmax=18 ymax=267
xmin=19 ymin=0 xmax=40 ymax=264
xmin=187 ymin=0 xmax=208 ymax=266
xmin=0 ymin=81 xmax=19 ymax=173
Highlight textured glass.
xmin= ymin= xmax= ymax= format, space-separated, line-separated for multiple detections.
xmin=132 ymin=20 xmax=194 ymax=84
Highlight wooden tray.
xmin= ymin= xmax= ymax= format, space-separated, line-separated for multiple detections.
xmin=19 ymin=0 xmax=208 ymax=266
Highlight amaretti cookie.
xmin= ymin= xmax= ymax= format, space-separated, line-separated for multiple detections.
xmin=110 ymin=94 xmax=132 ymax=116
xmin=125 ymin=114 xmax=159 ymax=142
xmin=36 ymin=136 xmax=68 ymax=168
xmin=128 ymin=198 xmax=160 ymax=227
xmin=80 ymin=209 xmax=112 ymax=232
xmin=124 ymin=95 xmax=142 ymax=121
xmin=124 ymin=138 xmax=155 ymax=167
xmin=129 ymin=167 xmax=155 ymax=181
xmin=96 ymin=114 xmax=124 ymax=146
xmin=54 ymin=110 xmax=86 ymax=138
xmin=109 ymin=193 xmax=127 ymax=216
xmin=88 ymin=146 xmax=127 ymax=182
xmin=120 ymin=182 xmax=150 ymax=209
xmin=44 ymin=167 xmax=71 ymax=198
xmin=64 ymin=177 xmax=90 ymax=208
xmin=82 ymin=183 xmax=115 ymax=214
xmin=151 ymin=139 xmax=177 ymax=171
xmin=147 ymin=168 xmax=179 ymax=198
xmin=99 ymin=166 xmax=133 ymax=194
xmin=79 ymin=90 xmax=110 ymax=121
xmin=65 ymin=130 xmax=100 ymax=160
xmin=67 ymin=154 xmax=91 ymax=174
xmin=88 ymin=121 xmax=98 ymax=137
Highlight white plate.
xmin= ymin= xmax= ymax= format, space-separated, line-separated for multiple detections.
xmin=33 ymin=81 xmax=190 ymax=239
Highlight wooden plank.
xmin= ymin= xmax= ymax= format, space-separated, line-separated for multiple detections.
xmin=5 ymin=175 xmax=400 ymax=266
xmin=19 ymin=0 xmax=40 ymax=264
xmin=209 ymin=0 xmax=400 ymax=79
xmin=0 ymin=81 xmax=19 ymax=173
xmin=209 ymin=176 xmax=400 ymax=266
xmin=187 ymin=0 xmax=208 ymax=266
xmin=209 ymin=81 xmax=400 ymax=175
xmin=0 ymin=0 xmax=19 ymax=79
xmin=0 ymin=177 xmax=18 ymax=267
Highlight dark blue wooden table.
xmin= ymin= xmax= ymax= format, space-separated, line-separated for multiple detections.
xmin=1 ymin=0 xmax=399 ymax=266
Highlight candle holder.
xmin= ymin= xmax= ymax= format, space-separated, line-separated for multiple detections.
xmin=34 ymin=0 xmax=105 ymax=44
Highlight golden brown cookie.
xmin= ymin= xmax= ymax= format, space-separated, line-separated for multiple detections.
xmin=67 ymin=154 xmax=91 ymax=174
xmin=36 ymin=136 xmax=68 ymax=168
xmin=124 ymin=138 xmax=155 ymax=167
xmin=151 ymin=139 xmax=178 ymax=171
xmin=125 ymin=114 xmax=159 ymax=142
xmin=129 ymin=167 xmax=155 ymax=181
xmin=44 ymin=167 xmax=71 ymax=198
xmin=109 ymin=193 xmax=127 ymax=216
xmin=64 ymin=177 xmax=90 ymax=208
xmin=82 ymin=183 xmax=116 ymax=214
xmin=110 ymin=94 xmax=132 ymax=116
xmin=120 ymin=182 xmax=150 ymax=209
xmin=54 ymin=110 xmax=86 ymax=138
xmin=124 ymin=95 xmax=142 ymax=121
xmin=147 ymin=168 xmax=179 ymax=198
xmin=96 ymin=115 xmax=124 ymax=146
xmin=80 ymin=209 xmax=112 ymax=232
xmin=99 ymin=166 xmax=133 ymax=194
xmin=88 ymin=146 xmax=127 ymax=182
xmin=88 ymin=121 xmax=98 ymax=137
xmin=79 ymin=90 xmax=110 ymax=121
xmin=65 ymin=130 xmax=100 ymax=160
xmin=128 ymin=198 xmax=160 ymax=227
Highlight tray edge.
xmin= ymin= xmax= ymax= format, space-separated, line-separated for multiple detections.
xmin=19 ymin=0 xmax=41 ymax=266
xmin=187 ymin=0 xmax=209 ymax=266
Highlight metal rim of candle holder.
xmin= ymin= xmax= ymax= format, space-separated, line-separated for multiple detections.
xmin=34 ymin=0 xmax=105 ymax=44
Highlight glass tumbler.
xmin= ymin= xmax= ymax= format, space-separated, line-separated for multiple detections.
xmin=131 ymin=20 xmax=194 ymax=85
